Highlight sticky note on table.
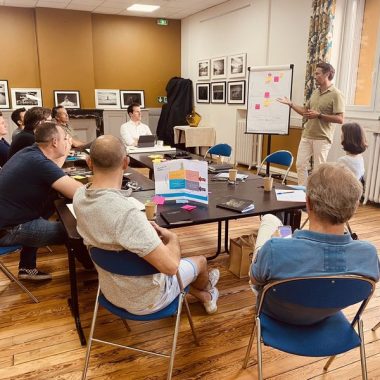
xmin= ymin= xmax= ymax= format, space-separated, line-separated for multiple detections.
xmin=181 ymin=205 xmax=197 ymax=211
xmin=152 ymin=195 xmax=165 ymax=205
xmin=73 ymin=175 xmax=86 ymax=180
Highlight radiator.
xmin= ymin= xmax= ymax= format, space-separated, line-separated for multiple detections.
xmin=364 ymin=132 xmax=380 ymax=204
xmin=235 ymin=119 xmax=262 ymax=169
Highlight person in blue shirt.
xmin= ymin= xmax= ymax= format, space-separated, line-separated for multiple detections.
xmin=250 ymin=163 xmax=380 ymax=325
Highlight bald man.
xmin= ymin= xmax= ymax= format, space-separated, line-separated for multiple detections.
xmin=73 ymin=135 xmax=220 ymax=315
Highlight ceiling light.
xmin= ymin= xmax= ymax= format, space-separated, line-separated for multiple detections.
xmin=127 ymin=4 xmax=160 ymax=13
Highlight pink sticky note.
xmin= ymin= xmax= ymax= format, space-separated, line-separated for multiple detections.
xmin=152 ymin=195 xmax=165 ymax=205
xmin=181 ymin=205 xmax=197 ymax=211
xmin=264 ymin=92 xmax=270 ymax=98
xmin=274 ymin=76 xmax=279 ymax=82
xmin=255 ymin=104 xmax=260 ymax=110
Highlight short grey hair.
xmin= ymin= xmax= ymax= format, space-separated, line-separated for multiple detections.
xmin=306 ymin=163 xmax=362 ymax=224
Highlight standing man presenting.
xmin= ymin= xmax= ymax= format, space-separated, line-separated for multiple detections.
xmin=120 ymin=103 xmax=152 ymax=147
xmin=277 ymin=62 xmax=345 ymax=185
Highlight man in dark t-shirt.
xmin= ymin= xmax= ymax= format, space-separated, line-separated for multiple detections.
xmin=0 ymin=111 xmax=10 ymax=167
xmin=0 ymin=122 xmax=82 ymax=280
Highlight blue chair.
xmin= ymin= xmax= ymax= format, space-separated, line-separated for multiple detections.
xmin=82 ymin=248 xmax=199 ymax=380
xmin=257 ymin=150 xmax=293 ymax=184
xmin=0 ymin=245 xmax=38 ymax=303
xmin=204 ymin=143 xmax=232 ymax=161
xmin=243 ymin=276 xmax=375 ymax=380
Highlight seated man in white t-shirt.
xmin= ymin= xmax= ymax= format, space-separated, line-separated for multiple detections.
xmin=120 ymin=103 xmax=152 ymax=147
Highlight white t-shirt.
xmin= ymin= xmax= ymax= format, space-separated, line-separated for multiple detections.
xmin=120 ymin=120 xmax=152 ymax=147
xmin=337 ymin=154 xmax=365 ymax=180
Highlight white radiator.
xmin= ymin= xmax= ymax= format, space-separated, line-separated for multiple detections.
xmin=235 ymin=119 xmax=262 ymax=169
xmin=364 ymin=132 xmax=380 ymax=204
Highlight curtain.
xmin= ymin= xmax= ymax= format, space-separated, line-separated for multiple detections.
xmin=304 ymin=0 xmax=336 ymax=101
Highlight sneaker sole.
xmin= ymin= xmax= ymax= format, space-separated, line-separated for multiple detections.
xmin=18 ymin=275 xmax=52 ymax=281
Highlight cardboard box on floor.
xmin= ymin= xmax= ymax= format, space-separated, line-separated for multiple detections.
xmin=228 ymin=233 xmax=256 ymax=278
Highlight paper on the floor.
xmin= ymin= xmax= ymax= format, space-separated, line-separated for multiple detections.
xmin=275 ymin=189 xmax=306 ymax=202
xmin=66 ymin=203 xmax=76 ymax=219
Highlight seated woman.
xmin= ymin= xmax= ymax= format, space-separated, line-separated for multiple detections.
xmin=338 ymin=122 xmax=368 ymax=180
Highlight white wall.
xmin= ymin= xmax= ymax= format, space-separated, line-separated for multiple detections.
xmin=181 ymin=0 xmax=312 ymax=155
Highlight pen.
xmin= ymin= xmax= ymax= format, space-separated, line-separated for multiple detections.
xmin=277 ymin=191 xmax=295 ymax=195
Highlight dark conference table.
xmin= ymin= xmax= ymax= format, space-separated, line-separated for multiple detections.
xmin=56 ymin=155 xmax=304 ymax=345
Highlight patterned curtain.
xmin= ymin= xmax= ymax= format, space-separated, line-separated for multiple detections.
xmin=304 ymin=0 xmax=336 ymax=101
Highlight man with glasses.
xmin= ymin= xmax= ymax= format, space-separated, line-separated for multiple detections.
xmin=0 ymin=122 xmax=83 ymax=280
xmin=120 ymin=103 xmax=152 ymax=147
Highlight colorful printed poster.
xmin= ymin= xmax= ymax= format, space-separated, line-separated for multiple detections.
xmin=154 ymin=159 xmax=208 ymax=204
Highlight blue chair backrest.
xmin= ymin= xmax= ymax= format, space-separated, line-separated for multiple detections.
xmin=208 ymin=144 xmax=232 ymax=157
xmin=90 ymin=247 xmax=159 ymax=276
xmin=265 ymin=150 xmax=293 ymax=167
xmin=262 ymin=277 xmax=373 ymax=310
xmin=0 ymin=245 xmax=22 ymax=256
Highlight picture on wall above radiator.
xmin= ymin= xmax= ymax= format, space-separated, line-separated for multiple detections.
xmin=54 ymin=90 xmax=80 ymax=109
xmin=197 ymin=59 xmax=210 ymax=81
xmin=228 ymin=53 xmax=247 ymax=78
xmin=120 ymin=90 xmax=145 ymax=109
xmin=211 ymin=57 xmax=227 ymax=80
xmin=211 ymin=82 xmax=226 ymax=104
xmin=95 ymin=89 xmax=120 ymax=109
xmin=11 ymin=88 xmax=43 ymax=109
xmin=0 ymin=80 xmax=10 ymax=109
xmin=227 ymin=80 xmax=246 ymax=104
xmin=196 ymin=83 xmax=210 ymax=103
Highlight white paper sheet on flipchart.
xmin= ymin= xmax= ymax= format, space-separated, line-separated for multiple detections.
xmin=66 ymin=197 xmax=145 ymax=219
xmin=275 ymin=189 xmax=306 ymax=202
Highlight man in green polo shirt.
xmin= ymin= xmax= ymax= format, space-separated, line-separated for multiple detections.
xmin=277 ymin=62 xmax=345 ymax=185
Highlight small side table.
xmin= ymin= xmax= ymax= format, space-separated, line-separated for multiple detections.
xmin=174 ymin=125 xmax=216 ymax=155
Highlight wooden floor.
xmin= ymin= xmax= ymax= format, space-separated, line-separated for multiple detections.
xmin=0 ymin=204 xmax=380 ymax=379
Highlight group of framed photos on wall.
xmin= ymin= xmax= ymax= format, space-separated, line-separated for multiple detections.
xmin=196 ymin=53 xmax=247 ymax=104
xmin=0 ymin=80 xmax=145 ymax=110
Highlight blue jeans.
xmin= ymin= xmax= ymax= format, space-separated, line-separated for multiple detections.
xmin=0 ymin=218 xmax=67 ymax=269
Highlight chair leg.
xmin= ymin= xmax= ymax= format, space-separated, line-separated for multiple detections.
xmin=372 ymin=321 xmax=380 ymax=331
xmin=121 ymin=319 xmax=131 ymax=332
xmin=183 ymin=297 xmax=199 ymax=346
xmin=256 ymin=318 xmax=263 ymax=380
xmin=45 ymin=246 xmax=53 ymax=253
xmin=323 ymin=355 xmax=336 ymax=371
xmin=243 ymin=317 xmax=257 ymax=369
xmin=82 ymin=285 xmax=101 ymax=380
xmin=0 ymin=262 xmax=38 ymax=303
xmin=358 ymin=319 xmax=368 ymax=380
xmin=167 ymin=291 xmax=184 ymax=380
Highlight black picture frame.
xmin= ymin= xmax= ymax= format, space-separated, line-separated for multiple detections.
xmin=120 ymin=90 xmax=145 ymax=109
xmin=211 ymin=82 xmax=226 ymax=104
xmin=196 ymin=83 xmax=210 ymax=103
xmin=0 ymin=80 xmax=10 ymax=109
xmin=227 ymin=80 xmax=246 ymax=104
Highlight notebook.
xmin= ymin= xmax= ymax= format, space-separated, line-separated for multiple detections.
xmin=137 ymin=134 xmax=156 ymax=148
xmin=160 ymin=209 xmax=193 ymax=225
xmin=216 ymin=197 xmax=255 ymax=213
xmin=208 ymin=163 xmax=234 ymax=173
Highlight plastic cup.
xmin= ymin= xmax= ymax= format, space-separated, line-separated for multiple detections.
xmin=156 ymin=140 xmax=164 ymax=147
xmin=145 ymin=202 xmax=157 ymax=220
xmin=263 ymin=177 xmax=273 ymax=192
xmin=228 ymin=169 xmax=238 ymax=182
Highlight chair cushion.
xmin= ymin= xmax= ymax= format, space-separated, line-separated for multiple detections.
xmin=0 ymin=245 xmax=22 ymax=256
xmin=260 ymin=311 xmax=361 ymax=356
xmin=99 ymin=286 xmax=190 ymax=321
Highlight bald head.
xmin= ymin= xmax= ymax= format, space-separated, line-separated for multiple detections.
xmin=90 ymin=135 xmax=127 ymax=171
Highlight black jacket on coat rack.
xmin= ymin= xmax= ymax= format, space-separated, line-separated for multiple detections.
xmin=156 ymin=77 xmax=193 ymax=146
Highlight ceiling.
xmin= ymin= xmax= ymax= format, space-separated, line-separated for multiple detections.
xmin=0 ymin=0 xmax=229 ymax=19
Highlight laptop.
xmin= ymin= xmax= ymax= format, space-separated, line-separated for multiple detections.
xmin=137 ymin=135 xmax=156 ymax=148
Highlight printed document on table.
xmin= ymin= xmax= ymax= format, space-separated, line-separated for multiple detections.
xmin=275 ymin=189 xmax=306 ymax=202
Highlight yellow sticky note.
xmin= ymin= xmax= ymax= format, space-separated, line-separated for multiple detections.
xmin=73 ymin=175 xmax=86 ymax=180
xmin=263 ymin=99 xmax=271 ymax=107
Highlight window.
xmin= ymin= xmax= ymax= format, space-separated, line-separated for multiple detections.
xmin=337 ymin=0 xmax=380 ymax=114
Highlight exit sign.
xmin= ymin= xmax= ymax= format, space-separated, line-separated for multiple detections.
xmin=157 ymin=18 xmax=168 ymax=26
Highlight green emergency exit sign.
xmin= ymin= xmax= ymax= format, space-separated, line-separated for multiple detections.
xmin=157 ymin=18 xmax=168 ymax=26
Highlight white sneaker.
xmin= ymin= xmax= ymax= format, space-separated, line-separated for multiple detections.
xmin=204 ymin=287 xmax=219 ymax=314
xmin=206 ymin=268 xmax=220 ymax=291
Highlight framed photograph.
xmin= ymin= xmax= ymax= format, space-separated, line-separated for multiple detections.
xmin=228 ymin=53 xmax=247 ymax=78
xmin=54 ymin=90 xmax=80 ymax=109
xmin=227 ymin=80 xmax=246 ymax=104
xmin=211 ymin=56 xmax=227 ymax=80
xmin=120 ymin=90 xmax=145 ymax=109
xmin=95 ymin=89 xmax=120 ymax=109
xmin=11 ymin=88 xmax=43 ymax=109
xmin=196 ymin=83 xmax=210 ymax=103
xmin=211 ymin=82 xmax=226 ymax=104
xmin=0 ymin=80 xmax=10 ymax=109
xmin=197 ymin=59 xmax=210 ymax=81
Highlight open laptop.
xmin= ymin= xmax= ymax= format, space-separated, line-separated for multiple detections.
xmin=137 ymin=134 xmax=156 ymax=148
